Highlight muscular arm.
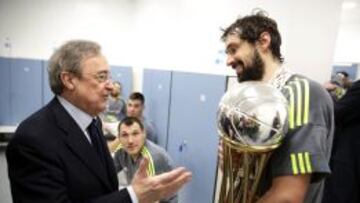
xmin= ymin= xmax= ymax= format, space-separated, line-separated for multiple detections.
xmin=257 ymin=175 xmax=310 ymax=203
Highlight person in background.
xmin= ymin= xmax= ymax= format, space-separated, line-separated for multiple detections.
xmin=102 ymin=81 xmax=127 ymax=139
xmin=6 ymin=40 xmax=191 ymax=203
xmin=114 ymin=117 xmax=177 ymax=203
xmin=105 ymin=81 xmax=127 ymax=121
xmin=126 ymin=92 xmax=157 ymax=143
xmin=322 ymin=79 xmax=360 ymax=203
xmin=323 ymin=71 xmax=352 ymax=101
xmin=109 ymin=92 xmax=158 ymax=153
xmin=218 ymin=10 xmax=334 ymax=203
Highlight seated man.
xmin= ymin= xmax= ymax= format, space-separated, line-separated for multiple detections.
xmin=104 ymin=81 xmax=127 ymax=121
xmin=101 ymin=81 xmax=127 ymax=139
xmin=113 ymin=117 xmax=177 ymax=203
xmin=127 ymin=92 xmax=157 ymax=143
xmin=108 ymin=92 xmax=158 ymax=153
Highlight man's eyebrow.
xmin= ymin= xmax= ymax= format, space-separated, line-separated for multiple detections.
xmin=96 ymin=70 xmax=109 ymax=74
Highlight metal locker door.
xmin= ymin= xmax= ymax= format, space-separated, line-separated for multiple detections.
xmin=167 ymin=71 xmax=226 ymax=203
xmin=42 ymin=60 xmax=53 ymax=105
xmin=10 ymin=58 xmax=42 ymax=125
xmin=142 ymin=69 xmax=172 ymax=149
xmin=0 ymin=57 xmax=11 ymax=125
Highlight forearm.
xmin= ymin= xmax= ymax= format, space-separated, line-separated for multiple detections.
xmin=256 ymin=175 xmax=310 ymax=203
xmin=257 ymin=189 xmax=305 ymax=203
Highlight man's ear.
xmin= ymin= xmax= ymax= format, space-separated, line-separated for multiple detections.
xmin=257 ymin=32 xmax=271 ymax=51
xmin=60 ymin=71 xmax=75 ymax=90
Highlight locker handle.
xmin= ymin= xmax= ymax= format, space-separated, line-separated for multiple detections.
xmin=179 ymin=140 xmax=187 ymax=152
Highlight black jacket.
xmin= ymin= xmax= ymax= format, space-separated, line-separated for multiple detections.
xmin=323 ymin=80 xmax=360 ymax=203
xmin=6 ymin=98 xmax=132 ymax=203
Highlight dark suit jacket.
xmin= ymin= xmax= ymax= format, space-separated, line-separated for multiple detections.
xmin=323 ymin=80 xmax=360 ymax=203
xmin=6 ymin=98 xmax=132 ymax=203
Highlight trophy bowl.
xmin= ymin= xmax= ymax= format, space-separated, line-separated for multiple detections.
xmin=217 ymin=81 xmax=288 ymax=203
xmin=217 ymin=81 xmax=288 ymax=152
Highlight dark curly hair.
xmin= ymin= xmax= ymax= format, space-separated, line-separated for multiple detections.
xmin=221 ymin=9 xmax=284 ymax=63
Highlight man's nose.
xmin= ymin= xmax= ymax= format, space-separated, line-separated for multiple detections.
xmin=128 ymin=136 xmax=133 ymax=143
xmin=106 ymin=80 xmax=114 ymax=90
xmin=226 ymin=55 xmax=234 ymax=67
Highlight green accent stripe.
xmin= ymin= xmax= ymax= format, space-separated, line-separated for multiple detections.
xmin=146 ymin=148 xmax=155 ymax=175
xmin=302 ymin=79 xmax=310 ymax=124
xmin=291 ymin=153 xmax=299 ymax=175
xmin=304 ymin=152 xmax=312 ymax=173
xmin=285 ymin=86 xmax=295 ymax=129
xmin=118 ymin=145 xmax=156 ymax=176
xmin=298 ymin=153 xmax=306 ymax=174
xmin=142 ymin=147 xmax=155 ymax=176
xmin=295 ymin=81 xmax=302 ymax=126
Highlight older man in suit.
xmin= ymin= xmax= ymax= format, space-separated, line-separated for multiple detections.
xmin=6 ymin=40 xmax=191 ymax=203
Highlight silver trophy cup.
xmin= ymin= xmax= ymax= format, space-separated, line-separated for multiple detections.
xmin=217 ymin=81 xmax=288 ymax=203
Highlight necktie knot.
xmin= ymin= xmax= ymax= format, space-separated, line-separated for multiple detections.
xmin=89 ymin=119 xmax=98 ymax=129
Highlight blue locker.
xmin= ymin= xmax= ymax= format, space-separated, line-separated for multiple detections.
xmin=10 ymin=58 xmax=42 ymax=125
xmin=142 ymin=69 xmax=172 ymax=149
xmin=42 ymin=60 xmax=54 ymax=105
xmin=110 ymin=65 xmax=132 ymax=100
xmin=167 ymin=72 xmax=226 ymax=203
xmin=0 ymin=57 xmax=11 ymax=125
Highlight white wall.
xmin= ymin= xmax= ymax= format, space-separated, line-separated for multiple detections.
xmin=0 ymin=0 xmax=344 ymax=91
xmin=333 ymin=0 xmax=360 ymax=79
xmin=334 ymin=25 xmax=360 ymax=63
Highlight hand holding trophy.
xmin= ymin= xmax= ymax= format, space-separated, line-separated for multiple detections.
xmin=217 ymin=81 xmax=288 ymax=203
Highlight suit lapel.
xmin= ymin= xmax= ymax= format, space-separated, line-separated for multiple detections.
xmin=49 ymin=98 xmax=114 ymax=191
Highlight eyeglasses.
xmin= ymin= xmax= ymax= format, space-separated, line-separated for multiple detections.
xmin=92 ymin=72 xmax=112 ymax=83
xmin=80 ymin=71 xmax=112 ymax=83
xmin=65 ymin=70 xmax=112 ymax=83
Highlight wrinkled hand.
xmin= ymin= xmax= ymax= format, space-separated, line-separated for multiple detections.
xmin=132 ymin=158 xmax=192 ymax=203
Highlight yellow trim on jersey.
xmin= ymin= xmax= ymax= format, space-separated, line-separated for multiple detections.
xmin=298 ymin=153 xmax=306 ymax=174
xmin=284 ymin=86 xmax=295 ymax=129
xmin=295 ymin=81 xmax=302 ymax=126
xmin=285 ymin=77 xmax=310 ymax=129
xmin=142 ymin=146 xmax=156 ymax=176
xmin=304 ymin=152 xmax=312 ymax=173
xmin=116 ymin=144 xmax=156 ymax=176
xmin=291 ymin=153 xmax=299 ymax=175
xmin=296 ymin=78 xmax=310 ymax=124
xmin=115 ymin=143 xmax=123 ymax=151
xmin=291 ymin=152 xmax=313 ymax=175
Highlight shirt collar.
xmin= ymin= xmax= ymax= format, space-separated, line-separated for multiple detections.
xmin=57 ymin=96 xmax=93 ymax=132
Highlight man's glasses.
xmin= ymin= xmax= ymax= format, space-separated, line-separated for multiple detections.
xmin=65 ymin=71 xmax=112 ymax=83
xmin=92 ymin=72 xmax=112 ymax=83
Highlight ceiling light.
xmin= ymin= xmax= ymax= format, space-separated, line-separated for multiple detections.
xmin=342 ymin=1 xmax=357 ymax=10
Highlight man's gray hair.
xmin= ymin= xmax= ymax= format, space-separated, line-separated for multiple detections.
xmin=48 ymin=40 xmax=101 ymax=95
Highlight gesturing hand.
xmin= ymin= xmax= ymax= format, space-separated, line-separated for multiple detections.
xmin=131 ymin=157 xmax=192 ymax=203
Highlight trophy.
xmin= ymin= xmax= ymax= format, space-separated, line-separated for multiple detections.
xmin=217 ymin=81 xmax=288 ymax=203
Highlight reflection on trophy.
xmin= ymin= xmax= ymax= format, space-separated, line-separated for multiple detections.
xmin=217 ymin=81 xmax=288 ymax=203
